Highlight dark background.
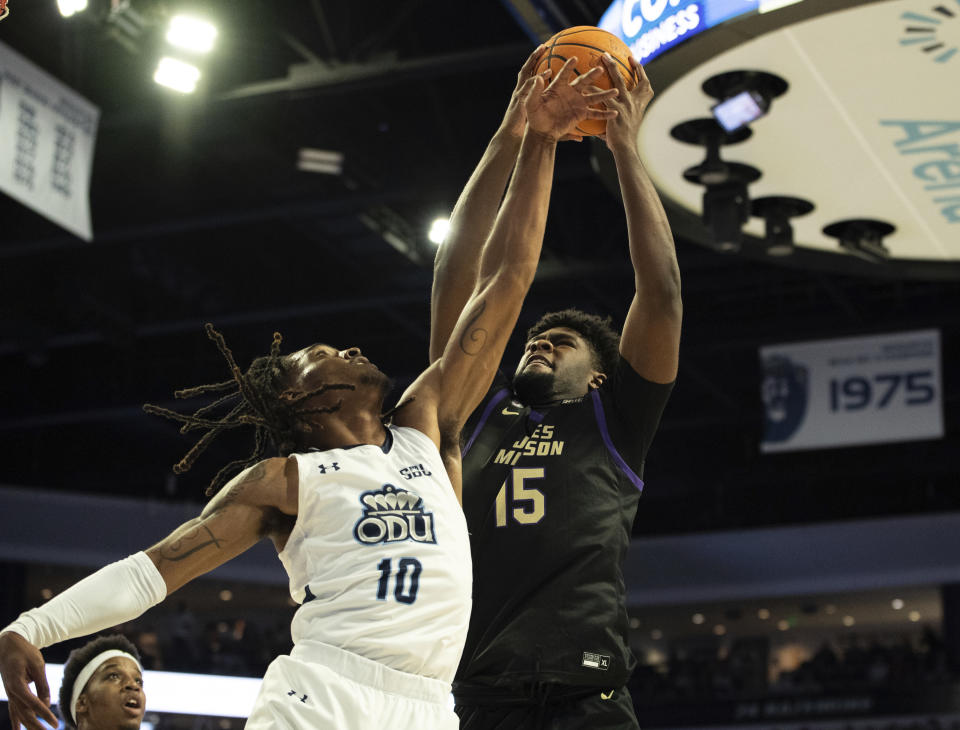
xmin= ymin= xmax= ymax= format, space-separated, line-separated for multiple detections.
xmin=1 ymin=0 xmax=958 ymax=536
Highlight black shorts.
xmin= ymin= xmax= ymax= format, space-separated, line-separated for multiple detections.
xmin=455 ymin=684 xmax=639 ymax=730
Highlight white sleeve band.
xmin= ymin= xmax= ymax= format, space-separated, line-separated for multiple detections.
xmin=1 ymin=552 xmax=167 ymax=649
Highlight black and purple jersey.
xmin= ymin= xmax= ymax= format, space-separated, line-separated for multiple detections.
xmin=454 ymin=356 xmax=673 ymax=690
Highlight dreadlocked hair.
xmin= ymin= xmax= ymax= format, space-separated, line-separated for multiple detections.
xmin=526 ymin=308 xmax=621 ymax=376
xmin=144 ymin=324 xmax=355 ymax=497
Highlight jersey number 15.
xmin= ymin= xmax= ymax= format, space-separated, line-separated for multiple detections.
xmin=495 ymin=467 xmax=546 ymax=527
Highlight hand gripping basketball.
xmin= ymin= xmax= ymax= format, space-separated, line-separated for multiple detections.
xmin=535 ymin=26 xmax=639 ymax=137
xmin=524 ymin=58 xmax=618 ymax=142
xmin=598 ymin=53 xmax=654 ymax=151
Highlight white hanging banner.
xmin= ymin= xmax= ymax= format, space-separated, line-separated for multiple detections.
xmin=760 ymin=329 xmax=943 ymax=453
xmin=0 ymin=41 xmax=99 ymax=241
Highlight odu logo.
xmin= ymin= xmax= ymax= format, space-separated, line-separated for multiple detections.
xmin=761 ymin=355 xmax=809 ymax=444
xmin=353 ymin=484 xmax=436 ymax=545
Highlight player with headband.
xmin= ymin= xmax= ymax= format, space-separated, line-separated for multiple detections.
xmin=58 ymin=635 xmax=145 ymax=730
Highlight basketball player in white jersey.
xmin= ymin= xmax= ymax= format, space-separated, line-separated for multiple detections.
xmin=0 ymin=51 xmax=618 ymax=730
xmin=57 ymin=634 xmax=145 ymax=730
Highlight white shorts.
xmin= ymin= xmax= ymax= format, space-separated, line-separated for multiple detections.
xmin=244 ymin=640 xmax=458 ymax=730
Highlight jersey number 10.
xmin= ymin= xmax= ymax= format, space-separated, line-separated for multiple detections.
xmin=376 ymin=557 xmax=422 ymax=604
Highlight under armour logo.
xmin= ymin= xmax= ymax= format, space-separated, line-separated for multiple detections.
xmin=318 ymin=462 xmax=340 ymax=474
xmin=287 ymin=690 xmax=308 ymax=703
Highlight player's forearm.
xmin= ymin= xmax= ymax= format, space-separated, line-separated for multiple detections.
xmin=612 ymin=142 xmax=681 ymax=302
xmin=1 ymin=553 xmax=166 ymax=649
xmin=430 ymin=129 xmax=523 ymax=362
xmin=145 ymin=486 xmax=273 ymax=594
xmin=430 ymin=131 xmax=556 ymax=434
xmin=477 ymin=129 xmax=557 ymax=286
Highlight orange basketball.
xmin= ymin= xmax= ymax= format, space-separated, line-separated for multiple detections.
xmin=535 ymin=26 xmax=637 ymax=137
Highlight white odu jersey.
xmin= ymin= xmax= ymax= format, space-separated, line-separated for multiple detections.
xmin=279 ymin=425 xmax=472 ymax=684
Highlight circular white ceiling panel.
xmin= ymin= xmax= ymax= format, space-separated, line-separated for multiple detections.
xmin=597 ymin=0 xmax=960 ymax=276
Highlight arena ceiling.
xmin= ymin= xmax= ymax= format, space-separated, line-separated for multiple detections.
xmin=1 ymin=0 xmax=958 ymax=536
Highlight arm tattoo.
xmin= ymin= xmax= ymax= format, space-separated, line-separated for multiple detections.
xmin=157 ymin=525 xmax=223 ymax=564
xmin=239 ymin=461 xmax=267 ymax=485
xmin=214 ymin=461 xmax=266 ymax=512
xmin=459 ymin=300 xmax=489 ymax=356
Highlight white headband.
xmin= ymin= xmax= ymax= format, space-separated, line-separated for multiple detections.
xmin=69 ymin=649 xmax=143 ymax=721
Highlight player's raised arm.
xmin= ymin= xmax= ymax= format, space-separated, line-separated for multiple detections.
xmin=145 ymin=456 xmax=296 ymax=592
xmin=601 ymin=53 xmax=682 ymax=384
xmin=429 ymin=45 xmax=548 ymax=364
xmin=0 ymin=457 xmax=296 ymax=730
xmin=423 ymin=61 xmax=618 ymax=434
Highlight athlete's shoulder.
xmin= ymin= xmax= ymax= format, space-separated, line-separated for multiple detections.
xmin=604 ymin=355 xmax=675 ymax=395
xmin=206 ymin=456 xmax=297 ymax=516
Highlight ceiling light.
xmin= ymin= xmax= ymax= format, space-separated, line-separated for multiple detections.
xmin=842 ymin=615 xmax=856 ymax=627
xmin=651 ymin=629 xmax=663 ymax=640
xmin=692 ymin=613 xmax=705 ymax=625
xmin=104 ymin=2 xmax=146 ymax=54
xmin=297 ymin=148 xmax=344 ymax=175
xmin=909 ymin=611 xmax=921 ymax=622
xmin=702 ymin=174 xmax=759 ymax=252
xmin=777 ymin=619 xmax=789 ymax=631
xmin=218 ymin=589 xmax=233 ymax=602
xmin=154 ymin=57 xmax=201 ymax=94
xmin=671 ymin=119 xmax=762 ymax=254
xmin=428 ymin=217 xmax=450 ymax=246
xmin=714 ymin=624 xmax=727 ymax=636
xmin=57 ymin=0 xmax=87 ymax=17
xmin=825 ymin=604 xmax=837 ymax=615
xmin=823 ymin=218 xmax=895 ymax=263
xmin=167 ymin=16 xmax=218 ymax=54
xmin=672 ymin=118 xmax=751 ymax=186
xmin=892 ymin=598 xmax=905 ymax=610
xmin=757 ymin=608 xmax=770 ymax=620
xmin=703 ymin=70 xmax=788 ymax=134
xmin=751 ymin=196 xmax=814 ymax=256
xmin=629 ymin=617 xmax=641 ymax=629
xmin=40 ymin=588 xmax=53 ymax=600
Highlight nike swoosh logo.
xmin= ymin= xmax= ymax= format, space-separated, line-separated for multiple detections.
xmin=601 ymin=690 xmax=615 ymax=700
xmin=501 ymin=407 xmax=521 ymax=416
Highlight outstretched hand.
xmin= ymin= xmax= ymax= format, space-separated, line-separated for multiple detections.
xmin=598 ymin=53 xmax=654 ymax=151
xmin=0 ymin=632 xmax=58 ymax=730
xmin=500 ymin=44 xmax=548 ymax=139
xmin=524 ymin=58 xmax=618 ymax=142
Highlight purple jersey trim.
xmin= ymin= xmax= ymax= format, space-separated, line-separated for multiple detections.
xmin=590 ymin=390 xmax=644 ymax=493
xmin=462 ymin=388 xmax=511 ymax=458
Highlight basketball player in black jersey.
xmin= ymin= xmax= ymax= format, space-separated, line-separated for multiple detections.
xmin=430 ymin=50 xmax=681 ymax=728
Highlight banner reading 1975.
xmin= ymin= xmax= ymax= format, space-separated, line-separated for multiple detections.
xmin=760 ymin=330 xmax=943 ymax=453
